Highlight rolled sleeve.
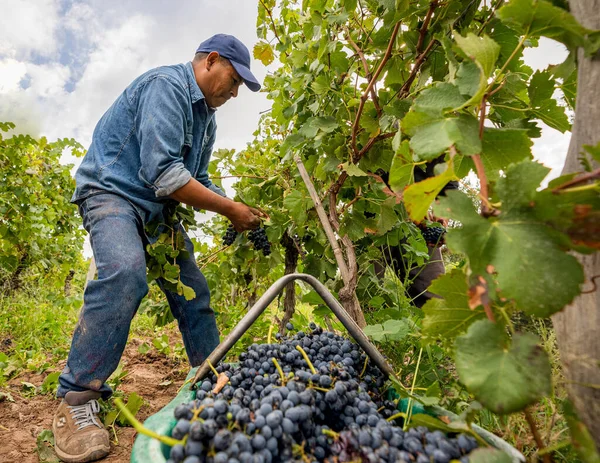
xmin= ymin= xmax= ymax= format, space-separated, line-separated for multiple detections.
xmin=153 ymin=163 xmax=192 ymax=197
xmin=134 ymin=75 xmax=191 ymax=198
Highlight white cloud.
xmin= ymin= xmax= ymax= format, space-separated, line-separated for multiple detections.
xmin=0 ymin=0 xmax=61 ymax=59
xmin=0 ymin=59 xmax=27 ymax=93
xmin=0 ymin=1 xmax=575 ymax=189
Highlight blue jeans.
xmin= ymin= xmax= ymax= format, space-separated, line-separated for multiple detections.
xmin=57 ymin=193 xmax=220 ymax=398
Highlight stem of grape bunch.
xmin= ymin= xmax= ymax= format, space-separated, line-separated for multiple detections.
xmin=113 ymin=398 xmax=183 ymax=447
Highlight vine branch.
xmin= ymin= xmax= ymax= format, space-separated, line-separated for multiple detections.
xmin=259 ymin=0 xmax=289 ymax=57
xmin=551 ymin=167 xmax=600 ymax=193
xmin=294 ymin=155 xmax=350 ymax=282
xmin=345 ymin=28 xmax=382 ymax=116
xmin=398 ymin=38 xmax=437 ymax=99
xmin=416 ymin=1 xmax=438 ymax=54
xmin=524 ymin=407 xmax=552 ymax=463
xmin=327 ymin=131 xmax=397 ymax=201
xmin=351 ymin=21 xmax=401 ymax=157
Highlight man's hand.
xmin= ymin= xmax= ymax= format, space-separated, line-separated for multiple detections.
xmin=170 ymin=179 xmax=266 ymax=230
xmin=228 ymin=202 xmax=264 ymax=232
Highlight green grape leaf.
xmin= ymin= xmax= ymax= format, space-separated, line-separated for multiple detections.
xmin=340 ymin=162 xmax=368 ymax=177
xmin=497 ymin=0 xmax=588 ymax=49
xmin=480 ymin=128 xmax=533 ymax=180
xmin=413 ymin=83 xmax=466 ymax=115
xmin=455 ymin=320 xmax=552 ymax=414
xmin=410 ymin=115 xmax=481 ymax=160
xmin=363 ymin=318 xmax=410 ymax=342
xmin=434 ymin=184 xmax=584 ymax=317
xmin=454 ymin=33 xmax=501 ymax=79
xmin=376 ymin=197 xmax=399 ymax=235
xmin=116 ymin=392 xmax=145 ymax=426
xmin=283 ymin=189 xmax=309 ymax=225
xmin=528 ymin=70 xmax=556 ymax=106
xmin=455 ymin=61 xmax=481 ymax=97
xmin=389 ymin=163 xmax=414 ymax=193
xmin=389 ymin=139 xmax=414 ymax=192
xmin=181 ymin=284 xmax=196 ymax=301
xmin=422 ymin=269 xmax=487 ymax=342
xmin=454 ymin=33 xmax=500 ymax=107
xmin=403 ymin=162 xmax=457 ymax=222
xmin=163 ymin=262 xmax=180 ymax=283
xmin=468 ymin=448 xmax=514 ymax=463
xmin=530 ymin=98 xmax=571 ymax=133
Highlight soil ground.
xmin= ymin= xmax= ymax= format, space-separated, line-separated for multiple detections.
xmin=0 ymin=337 xmax=189 ymax=463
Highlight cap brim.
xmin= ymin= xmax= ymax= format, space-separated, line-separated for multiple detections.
xmin=229 ymin=60 xmax=261 ymax=92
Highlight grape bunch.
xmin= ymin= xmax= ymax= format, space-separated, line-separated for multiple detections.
xmin=223 ymin=224 xmax=238 ymax=246
xmin=248 ymin=227 xmax=271 ymax=256
xmin=421 ymin=225 xmax=446 ymax=246
xmin=165 ymin=323 xmax=480 ymax=463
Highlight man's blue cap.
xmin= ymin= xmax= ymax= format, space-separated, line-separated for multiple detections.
xmin=196 ymin=34 xmax=261 ymax=92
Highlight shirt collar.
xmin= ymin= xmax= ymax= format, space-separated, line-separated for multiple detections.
xmin=184 ymin=61 xmax=217 ymax=113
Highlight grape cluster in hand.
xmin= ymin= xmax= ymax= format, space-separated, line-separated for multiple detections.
xmin=223 ymin=224 xmax=238 ymax=246
xmin=421 ymin=225 xmax=446 ymax=246
xmin=166 ymin=323 xmax=479 ymax=463
xmin=248 ymin=227 xmax=271 ymax=256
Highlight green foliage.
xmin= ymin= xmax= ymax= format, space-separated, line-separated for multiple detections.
xmin=0 ymin=122 xmax=85 ymax=290
xmin=455 ymin=319 xmax=552 ymax=414
xmin=187 ymin=0 xmax=600 ymax=456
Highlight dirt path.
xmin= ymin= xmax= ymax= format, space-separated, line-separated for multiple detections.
xmin=0 ymin=337 xmax=189 ymax=463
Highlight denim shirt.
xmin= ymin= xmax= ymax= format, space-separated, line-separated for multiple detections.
xmin=72 ymin=61 xmax=226 ymax=228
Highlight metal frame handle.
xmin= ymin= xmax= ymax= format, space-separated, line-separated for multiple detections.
xmin=192 ymin=273 xmax=395 ymax=386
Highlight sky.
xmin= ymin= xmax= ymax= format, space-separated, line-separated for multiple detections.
xmin=0 ymin=0 xmax=571 ymax=195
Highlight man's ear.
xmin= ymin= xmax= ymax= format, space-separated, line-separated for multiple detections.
xmin=205 ymin=51 xmax=220 ymax=70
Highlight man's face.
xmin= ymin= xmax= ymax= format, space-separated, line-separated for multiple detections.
xmin=203 ymin=53 xmax=243 ymax=108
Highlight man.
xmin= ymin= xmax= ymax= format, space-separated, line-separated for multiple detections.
xmin=52 ymin=34 xmax=263 ymax=463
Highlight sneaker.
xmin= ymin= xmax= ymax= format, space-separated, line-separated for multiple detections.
xmin=52 ymin=390 xmax=110 ymax=462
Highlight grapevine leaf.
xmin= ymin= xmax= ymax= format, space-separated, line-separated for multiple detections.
xmin=388 ymin=163 xmax=414 ymax=193
xmin=410 ymin=115 xmax=481 ymax=160
xmin=480 ymin=128 xmax=533 ymax=180
xmin=496 ymin=160 xmax=551 ymax=213
xmin=340 ymin=162 xmax=368 ymax=177
xmin=434 ymin=185 xmax=584 ymax=317
xmin=363 ymin=318 xmax=410 ymax=342
xmin=455 ymin=320 xmax=552 ymax=414
xmin=528 ymin=70 xmax=556 ymax=105
xmin=181 ymin=284 xmax=196 ymax=301
xmin=422 ymin=269 xmax=487 ymax=342
xmin=454 ymin=33 xmax=501 ymax=79
xmin=497 ymin=0 xmax=588 ymax=49
xmin=413 ymin=83 xmax=466 ymax=115
xmin=376 ymin=197 xmax=399 ymax=235
xmin=527 ymin=71 xmax=570 ymax=132
xmin=163 ymin=263 xmax=180 ymax=283
xmin=283 ymin=189 xmax=309 ymax=225
xmin=253 ymin=41 xmax=275 ymax=65
xmin=453 ymin=33 xmax=500 ymax=107
xmin=403 ymin=162 xmax=457 ymax=222
xmin=468 ymin=448 xmax=514 ymax=463
xmin=455 ymin=61 xmax=481 ymax=97
xmin=389 ymin=139 xmax=413 ymax=192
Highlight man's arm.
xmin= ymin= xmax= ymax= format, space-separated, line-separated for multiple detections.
xmin=170 ymin=178 xmax=262 ymax=232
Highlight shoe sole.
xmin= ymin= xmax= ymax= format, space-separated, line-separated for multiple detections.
xmin=54 ymin=444 xmax=110 ymax=463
